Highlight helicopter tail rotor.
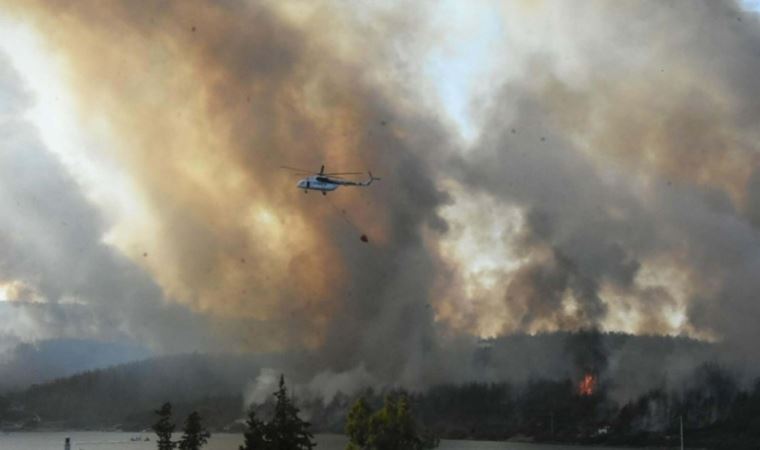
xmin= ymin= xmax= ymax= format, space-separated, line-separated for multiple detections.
xmin=361 ymin=171 xmax=381 ymax=186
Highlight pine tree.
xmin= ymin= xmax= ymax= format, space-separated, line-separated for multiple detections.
xmin=239 ymin=408 xmax=267 ymax=450
xmin=178 ymin=411 xmax=211 ymax=450
xmin=266 ymin=374 xmax=315 ymax=450
xmin=152 ymin=402 xmax=176 ymax=450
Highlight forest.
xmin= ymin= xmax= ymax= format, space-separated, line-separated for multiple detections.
xmin=1 ymin=334 xmax=759 ymax=448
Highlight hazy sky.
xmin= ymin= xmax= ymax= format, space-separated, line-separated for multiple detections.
xmin=2 ymin=0 xmax=760 ymax=386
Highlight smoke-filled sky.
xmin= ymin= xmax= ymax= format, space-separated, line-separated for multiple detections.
xmin=2 ymin=0 xmax=760 ymax=387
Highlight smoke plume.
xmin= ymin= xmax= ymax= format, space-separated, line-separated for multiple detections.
xmin=1 ymin=0 xmax=760 ymax=398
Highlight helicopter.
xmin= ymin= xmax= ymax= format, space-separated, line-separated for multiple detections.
xmin=281 ymin=165 xmax=380 ymax=195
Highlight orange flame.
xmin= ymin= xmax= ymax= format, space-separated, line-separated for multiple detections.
xmin=578 ymin=373 xmax=596 ymax=396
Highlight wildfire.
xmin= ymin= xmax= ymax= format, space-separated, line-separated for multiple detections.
xmin=578 ymin=373 xmax=597 ymax=396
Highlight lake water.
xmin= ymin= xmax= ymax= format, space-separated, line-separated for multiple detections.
xmin=0 ymin=432 xmax=630 ymax=450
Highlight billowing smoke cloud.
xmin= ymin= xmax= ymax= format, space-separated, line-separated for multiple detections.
xmin=0 ymin=49 xmax=229 ymax=354
xmin=448 ymin=0 xmax=760 ymax=367
xmin=1 ymin=0 xmax=760 ymax=400
xmin=0 ymin=0 xmax=456 ymax=389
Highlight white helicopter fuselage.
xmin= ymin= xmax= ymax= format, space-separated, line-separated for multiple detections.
xmin=297 ymin=173 xmax=378 ymax=194
xmin=297 ymin=176 xmax=339 ymax=193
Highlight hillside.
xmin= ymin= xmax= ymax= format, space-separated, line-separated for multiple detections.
xmin=0 ymin=352 xmax=267 ymax=430
xmin=0 ymin=332 xmax=721 ymax=433
xmin=0 ymin=338 xmax=151 ymax=393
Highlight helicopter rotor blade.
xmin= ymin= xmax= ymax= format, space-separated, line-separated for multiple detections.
xmin=281 ymin=166 xmax=366 ymax=177
xmin=280 ymin=166 xmax=313 ymax=174
xmin=323 ymin=172 xmax=364 ymax=176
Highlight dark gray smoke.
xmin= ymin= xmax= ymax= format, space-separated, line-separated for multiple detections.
xmin=453 ymin=0 xmax=760 ymax=372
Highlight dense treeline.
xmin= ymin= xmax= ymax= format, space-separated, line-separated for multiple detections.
xmin=304 ymin=365 xmax=760 ymax=449
xmin=1 ymin=333 xmax=759 ymax=448
xmin=2 ymin=366 xmax=760 ymax=448
xmin=412 ymin=366 xmax=760 ymax=448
